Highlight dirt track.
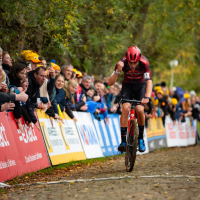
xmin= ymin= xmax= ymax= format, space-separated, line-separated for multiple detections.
xmin=1 ymin=145 xmax=200 ymax=200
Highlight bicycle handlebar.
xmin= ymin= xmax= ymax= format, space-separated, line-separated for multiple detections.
xmin=118 ymin=98 xmax=141 ymax=106
xmin=118 ymin=96 xmax=153 ymax=114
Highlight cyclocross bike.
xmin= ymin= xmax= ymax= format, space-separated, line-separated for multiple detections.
xmin=119 ymin=97 xmax=152 ymax=172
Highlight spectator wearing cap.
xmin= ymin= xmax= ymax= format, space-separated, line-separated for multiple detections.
xmin=156 ymin=89 xmax=168 ymax=126
xmin=23 ymin=51 xmax=42 ymax=71
xmin=178 ymin=93 xmax=193 ymax=122
xmin=51 ymin=63 xmax=61 ymax=76
xmin=61 ymin=63 xmax=73 ymax=81
xmin=26 ymin=66 xmax=47 ymax=127
xmin=76 ymin=71 xmax=83 ymax=84
xmin=168 ymin=98 xmax=178 ymax=124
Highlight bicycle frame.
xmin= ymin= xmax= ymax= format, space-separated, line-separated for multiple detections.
xmin=128 ymin=105 xmax=136 ymax=135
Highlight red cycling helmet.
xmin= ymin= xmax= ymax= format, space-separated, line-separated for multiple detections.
xmin=126 ymin=46 xmax=141 ymax=63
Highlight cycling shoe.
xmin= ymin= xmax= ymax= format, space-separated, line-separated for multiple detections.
xmin=138 ymin=139 xmax=146 ymax=152
xmin=117 ymin=142 xmax=126 ymax=153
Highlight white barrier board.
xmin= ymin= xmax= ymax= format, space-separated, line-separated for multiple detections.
xmin=165 ymin=116 xmax=180 ymax=147
xmin=73 ymin=112 xmax=103 ymax=159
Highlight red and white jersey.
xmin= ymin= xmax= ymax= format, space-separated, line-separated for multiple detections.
xmin=115 ymin=55 xmax=152 ymax=85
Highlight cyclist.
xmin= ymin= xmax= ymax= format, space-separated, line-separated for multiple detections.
xmin=108 ymin=46 xmax=152 ymax=152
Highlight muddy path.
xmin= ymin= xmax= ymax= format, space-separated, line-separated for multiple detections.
xmin=1 ymin=146 xmax=200 ymax=200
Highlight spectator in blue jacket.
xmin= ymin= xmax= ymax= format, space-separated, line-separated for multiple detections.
xmin=54 ymin=75 xmax=77 ymax=121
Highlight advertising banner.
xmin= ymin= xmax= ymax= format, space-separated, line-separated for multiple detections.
xmin=106 ymin=114 xmax=121 ymax=155
xmin=187 ymin=118 xmax=196 ymax=145
xmin=0 ymin=112 xmax=21 ymax=182
xmin=146 ymin=118 xmax=167 ymax=151
xmin=37 ymin=110 xmax=86 ymax=165
xmin=7 ymin=112 xmax=50 ymax=174
xmin=165 ymin=116 xmax=196 ymax=147
xmin=146 ymin=118 xmax=156 ymax=152
xmin=92 ymin=115 xmax=116 ymax=156
xmin=165 ymin=116 xmax=179 ymax=147
xmin=153 ymin=118 xmax=167 ymax=149
xmin=177 ymin=121 xmax=188 ymax=146
xmin=73 ymin=112 xmax=103 ymax=159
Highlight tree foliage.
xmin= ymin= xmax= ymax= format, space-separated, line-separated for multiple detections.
xmin=0 ymin=0 xmax=199 ymax=92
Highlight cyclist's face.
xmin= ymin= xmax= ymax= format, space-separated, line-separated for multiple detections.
xmin=128 ymin=62 xmax=138 ymax=72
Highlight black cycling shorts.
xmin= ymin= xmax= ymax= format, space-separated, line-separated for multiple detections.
xmin=121 ymin=83 xmax=146 ymax=102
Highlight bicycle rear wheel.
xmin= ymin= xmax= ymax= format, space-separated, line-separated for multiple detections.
xmin=125 ymin=119 xmax=138 ymax=172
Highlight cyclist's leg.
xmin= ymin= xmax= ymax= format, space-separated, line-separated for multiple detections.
xmin=121 ymin=102 xmax=131 ymax=141
xmin=118 ymin=83 xmax=132 ymax=152
xmin=135 ymin=84 xmax=146 ymax=152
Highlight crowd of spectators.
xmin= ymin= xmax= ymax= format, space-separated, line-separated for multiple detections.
xmin=148 ymin=81 xmax=200 ymax=126
xmin=0 ymin=48 xmax=123 ymax=131
xmin=0 ymin=48 xmax=199 ymax=131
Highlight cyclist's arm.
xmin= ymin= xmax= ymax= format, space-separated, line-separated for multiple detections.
xmin=108 ymin=61 xmax=124 ymax=86
xmin=108 ymin=73 xmax=119 ymax=86
xmin=146 ymin=80 xmax=153 ymax=98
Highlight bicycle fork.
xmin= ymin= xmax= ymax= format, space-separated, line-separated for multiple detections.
xmin=128 ymin=105 xmax=136 ymax=136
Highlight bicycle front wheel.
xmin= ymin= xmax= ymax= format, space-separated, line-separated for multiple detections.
xmin=125 ymin=119 xmax=138 ymax=172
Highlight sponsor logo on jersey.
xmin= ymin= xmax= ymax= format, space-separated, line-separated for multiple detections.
xmin=140 ymin=57 xmax=148 ymax=64
xmin=144 ymin=72 xmax=150 ymax=79
xmin=127 ymin=76 xmax=142 ymax=79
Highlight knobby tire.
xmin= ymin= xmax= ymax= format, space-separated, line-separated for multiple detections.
xmin=125 ymin=119 xmax=138 ymax=172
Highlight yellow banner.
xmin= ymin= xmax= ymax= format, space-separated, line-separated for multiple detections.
xmin=146 ymin=118 xmax=166 ymax=138
xmin=36 ymin=109 xmax=86 ymax=165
